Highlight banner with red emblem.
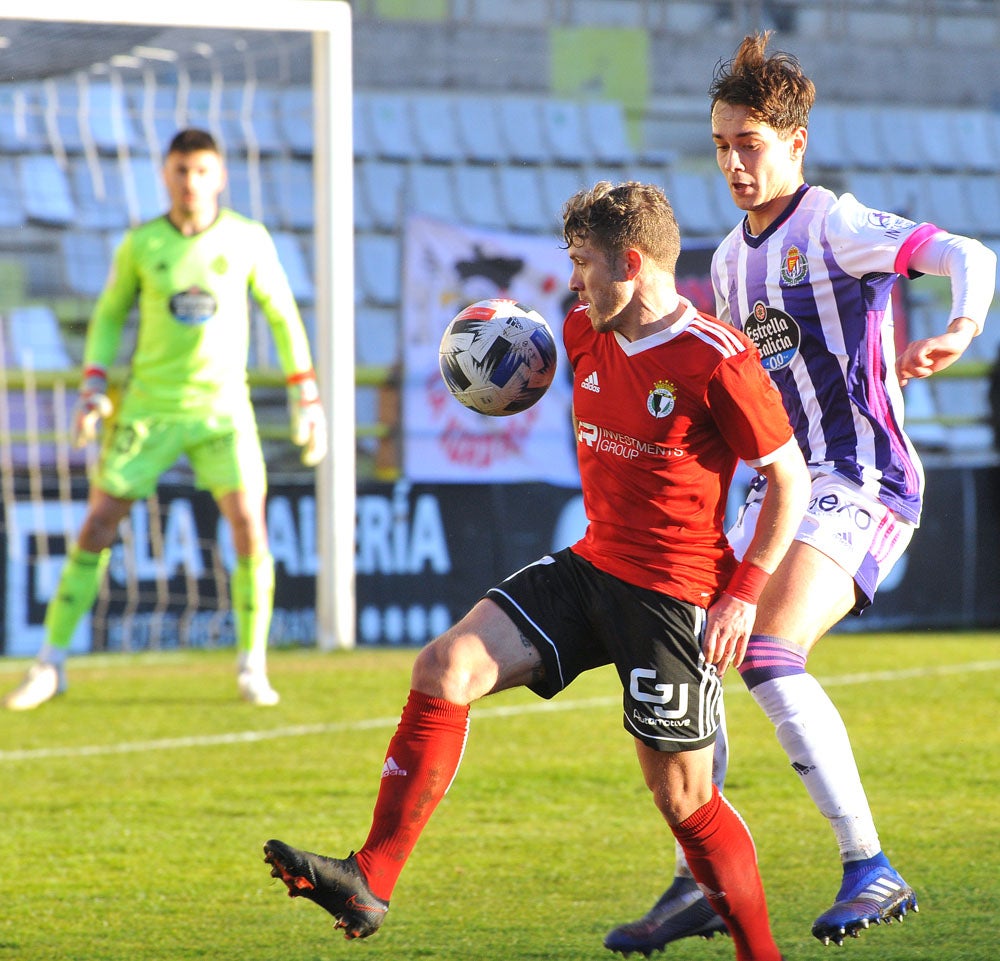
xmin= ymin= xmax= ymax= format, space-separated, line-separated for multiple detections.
xmin=401 ymin=215 xmax=580 ymax=485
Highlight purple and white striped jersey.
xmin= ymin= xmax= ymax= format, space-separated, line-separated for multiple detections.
xmin=711 ymin=184 xmax=941 ymax=525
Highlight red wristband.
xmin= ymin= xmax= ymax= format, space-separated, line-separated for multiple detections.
xmin=725 ymin=560 xmax=770 ymax=604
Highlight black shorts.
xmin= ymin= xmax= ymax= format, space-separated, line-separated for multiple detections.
xmin=485 ymin=548 xmax=723 ymax=753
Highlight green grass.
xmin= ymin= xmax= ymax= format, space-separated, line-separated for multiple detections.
xmin=1 ymin=633 xmax=998 ymax=960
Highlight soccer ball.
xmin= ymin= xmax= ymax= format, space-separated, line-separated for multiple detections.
xmin=438 ymin=299 xmax=557 ymax=416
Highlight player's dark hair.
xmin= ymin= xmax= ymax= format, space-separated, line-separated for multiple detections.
xmin=709 ymin=31 xmax=815 ymax=133
xmin=167 ymin=128 xmax=221 ymax=156
xmin=562 ymin=181 xmax=681 ymax=273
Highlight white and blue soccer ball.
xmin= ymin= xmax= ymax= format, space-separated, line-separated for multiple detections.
xmin=438 ymin=298 xmax=557 ymax=416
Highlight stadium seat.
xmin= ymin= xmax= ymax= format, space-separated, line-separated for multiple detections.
xmin=272 ymin=231 xmax=315 ymax=303
xmin=20 ymin=154 xmax=75 ymax=226
xmin=279 ymin=86 xmax=315 ymax=155
xmin=124 ymin=82 xmax=179 ymax=156
xmin=120 ymin=154 xmax=168 ymax=224
xmin=581 ymin=100 xmax=634 ymax=167
xmin=225 ymin=156 xmax=278 ymax=223
xmin=86 ymin=79 xmax=141 ymax=155
xmin=355 ymin=233 xmax=401 ymax=307
xmin=182 ymin=83 xmax=238 ymax=153
xmin=364 ymin=91 xmax=420 ymax=162
xmin=0 ymin=82 xmax=49 ymax=153
xmin=69 ymin=156 xmax=130 ymax=230
xmin=7 ymin=304 xmax=72 ymax=369
xmin=244 ymin=86 xmax=286 ymax=155
xmin=805 ymin=104 xmax=850 ymax=171
xmin=0 ymin=156 xmax=27 ymax=228
xmin=497 ymin=164 xmax=551 ymax=233
xmin=454 ymin=95 xmax=508 ymax=164
xmin=665 ymin=170 xmax=727 ymax=238
xmin=837 ymin=104 xmax=887 ymax=170
xmin=920 ymin=172 xmax=977 ymax=236
xmin=355 ymin=304 xmax=401 ymax=366
xmin=453 ymin=163 xmax=507 ymax=229
xmin=356 ymin=160 xmax=406 ymax=231
xmin=963 ymin=173 xmax=1000 ymax=238
xmin=951 ymin=109 xmax=1000 ymax=175
xmin=497 ymin=97 xmax=549 ymax=165
xmin=268 ymin=157 xmax=314 ymax=231
xmin=60 ymin=230 xmax=113 ymax=298
xmin=541 ymin=99 xmax=591 ymax=167
xmin=409 ymin=94 xmax=465 ymax=163
xmin=44 ymin=78 xmax=86 ymax=155
xmin=406 ymin=163 xmax=462 ymax=223
xmin=914 ymin=108 xmax=965 ymax=173
xmin=874 ymin=105 xmax=928 ymax=172
xmin=846 ymin=170 xmax=904 ymax=215
xmin=539 ymin=165 xmax=588 ymax=219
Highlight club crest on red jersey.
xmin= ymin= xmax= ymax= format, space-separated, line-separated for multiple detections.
xmin=647 ymin=379 xmax=676 ymax=418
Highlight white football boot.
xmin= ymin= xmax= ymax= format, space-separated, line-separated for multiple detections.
xmin=4 ymin=661 xmax=67 ymax=711
xmin=238 ymin=670 xmax=280 ymax=706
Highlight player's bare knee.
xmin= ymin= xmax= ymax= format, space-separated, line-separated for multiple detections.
xmin=411 ymin=633 xmax=491 ymax=705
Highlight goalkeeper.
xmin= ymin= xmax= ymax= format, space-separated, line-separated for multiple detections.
xmin=4 ymin=128 xmax=326 ymax=710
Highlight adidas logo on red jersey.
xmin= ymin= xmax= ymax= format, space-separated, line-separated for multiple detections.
xmin=581 ymin=371 xmax=600 ymax=393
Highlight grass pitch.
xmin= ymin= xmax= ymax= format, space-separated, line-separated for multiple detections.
xmin=1 ymin=632 xmax=997 ymax=961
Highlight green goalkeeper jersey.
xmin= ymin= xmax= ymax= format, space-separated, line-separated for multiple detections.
xmin=84 ymin=209 xmax=314 ymax=418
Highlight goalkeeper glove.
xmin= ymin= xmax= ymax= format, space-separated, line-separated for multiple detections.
xmin=286 ymin=371 xmax=328 ymax=467
xmin=71 ymin=366 xmax=113 ymax=448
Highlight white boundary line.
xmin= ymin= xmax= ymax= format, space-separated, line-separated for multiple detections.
xmin=2 ymin=660 xmax=998 ymax=764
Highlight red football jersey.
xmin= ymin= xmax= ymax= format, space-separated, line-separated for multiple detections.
xmin=565 ymin=299 xmax=793 ymax=606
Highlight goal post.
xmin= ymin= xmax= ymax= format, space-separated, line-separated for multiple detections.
xmin=5 ymin=0 xmax=357 ymax=650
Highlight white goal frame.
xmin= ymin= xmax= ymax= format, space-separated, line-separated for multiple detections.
xmin=3 ymin=0 xmax=357 ymax=650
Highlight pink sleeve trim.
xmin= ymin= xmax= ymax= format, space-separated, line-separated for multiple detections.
xmin=894 ymin=223 xmax=941 ymax=276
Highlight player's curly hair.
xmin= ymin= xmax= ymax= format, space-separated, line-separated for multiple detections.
xmin=561 ymin=181 xmax=681 ymax=273
xmin=709 ymin=31 xmax=815 ymax=134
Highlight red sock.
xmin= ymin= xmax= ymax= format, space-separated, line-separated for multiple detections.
xmin=354 ymin=689 xmax=470 ymax=900
xmin=671 ymin=786 xmax=782 ymax=961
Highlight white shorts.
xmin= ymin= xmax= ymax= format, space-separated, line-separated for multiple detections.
xmin=727 ymin=471 xmax=914 ymax=613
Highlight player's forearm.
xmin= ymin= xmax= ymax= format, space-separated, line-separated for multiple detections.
xmin=909 ymin=231 xmax=996 ymax=336
xmin=742 ymin=440 xmax=809 ymax=574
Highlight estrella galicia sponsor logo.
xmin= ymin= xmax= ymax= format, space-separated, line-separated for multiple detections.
xmin=744 ymin=301 xmax=800 ymax=372
xmin=647 ymin=379 xmax=676 ymax=418
xmin=779 ymin=244 xmax=808 ymax=286
xmin=170 ymin=286 xmax=217 ymax=325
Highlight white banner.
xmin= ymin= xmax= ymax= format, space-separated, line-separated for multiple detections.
xmin=401 ymin=215 xmax=580 ymax=486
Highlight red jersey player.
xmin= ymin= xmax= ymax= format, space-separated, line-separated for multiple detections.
xmin=262 ymin=181 xmax=808 ymax=961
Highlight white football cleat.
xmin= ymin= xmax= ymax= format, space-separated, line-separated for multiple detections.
xmin=238 ymin=670 xmax=280 ymax=706
xmin=4 ymin=662 xmax=66 ymax=711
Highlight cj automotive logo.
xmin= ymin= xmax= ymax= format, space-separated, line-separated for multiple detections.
xmin=630 ymin=667 xmax=690 ymax=727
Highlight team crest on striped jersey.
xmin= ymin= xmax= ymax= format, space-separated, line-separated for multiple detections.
xmin=744 ymin=301 xmax=800 ymax=372
xmin=779 ymin=244 xmax=808 ymax=286
xmin=647 ymin=379 xmax=676 ymax=418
